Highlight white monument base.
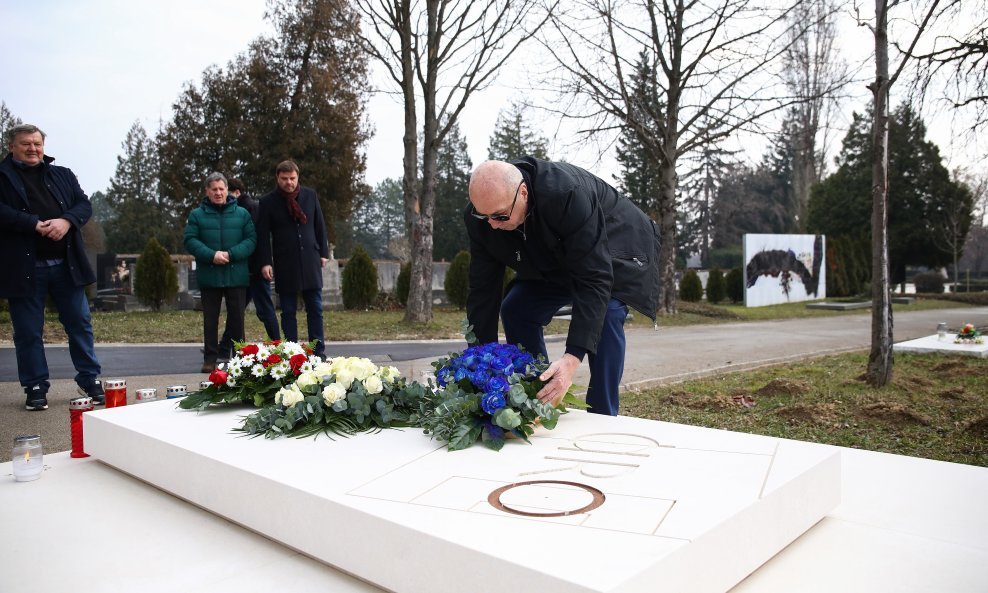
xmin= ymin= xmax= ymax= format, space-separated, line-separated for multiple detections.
xmin=894 ymin=334 xmax=988 ymax=358
xmin=85 ymin=401 xmax=840 ymax=593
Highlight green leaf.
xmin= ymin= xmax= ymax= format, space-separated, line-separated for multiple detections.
xmin=508 ymin=384 xmax=528 ymax=405
xmin=493 ymin=407 xmax=522 ymax=430
xmin=449 ymin=423 xmax=481 ymax=451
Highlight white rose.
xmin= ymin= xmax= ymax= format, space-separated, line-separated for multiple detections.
xmin=277 ymin=384 xmax=304 ymax=407
xmin=381 ymin=366 xmax=401 ymax=383
xmin=312 ymin=362 xmax=334 ymax=378
xmin=363 ymin=375 xmax=384 ymax=394
xmin=295 ymin=371 xmax=319 ymax=390
xmin=322 ymin=382 xmax=347 ymax=405
xmin=334 ymin=368 xmax=354 ymax=389
xmin=351 ymin=358 xmax=377 ymax=381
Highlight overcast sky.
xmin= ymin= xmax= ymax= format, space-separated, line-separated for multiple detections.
xmin=2 ymin=1 xmax=981 ymax=198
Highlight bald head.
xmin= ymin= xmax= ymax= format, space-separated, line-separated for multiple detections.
xmin=469 ymin=161 xmax=527 ymax=230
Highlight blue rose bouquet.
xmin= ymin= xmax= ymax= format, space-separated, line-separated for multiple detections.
xmin=413 ymin=342 xmax=585 ymax=451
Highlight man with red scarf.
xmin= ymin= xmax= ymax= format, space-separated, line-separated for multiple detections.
xmin=255 ymin=161 xmax=330 ymax=357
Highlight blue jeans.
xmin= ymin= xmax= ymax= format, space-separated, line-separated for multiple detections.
xmin=279 ymin=288 xmax=325 ymax=357
xmin=220 ymin=276 xmax=280 ymax=355
xmin=8 ymin=261 xmax=101 ymax=390
xmin=501 ymin=281 xmax=628 ymax=416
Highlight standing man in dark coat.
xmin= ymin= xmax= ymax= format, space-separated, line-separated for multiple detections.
xmin=218 ymin=177 xmax=280 ymax=358
xmin=0 ymin=124 xmax=105 ymax=410
xmin=255 ymin=160 xmax=330 ymax=357
xmin=466 ymin=157 xmax=660 ymax=416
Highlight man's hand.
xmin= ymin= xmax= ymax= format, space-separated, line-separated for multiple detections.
xmin=38 ymin=218 xmax=71 ymax=240
xmin=536 ymin=353 xmax=581 ymax=406
xmin=212 ymin=251 xmax=230 ymax=265
xmin=261 ymin=265 xmax=274 ymax=281
xmin=321 ymin=257 xmax=329 ymax=268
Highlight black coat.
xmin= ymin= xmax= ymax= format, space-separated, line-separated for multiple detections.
xmin=466 ymin=157 xmax=661 ymax=355
xmin=255 ymin=187 xmax=329 ymax=293
xmin=0 ymin=154 xmax=96 ymax=298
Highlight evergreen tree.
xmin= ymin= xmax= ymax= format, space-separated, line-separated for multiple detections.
xmin=158 ymin=0 xmax=369 ymax=243
xmin=134 ymin=237 xmax=178 ymax=311
xmin=487 ymin=102 xmax=549 ymax=162
xmin=725 ymin=268 xmax=744 ymax=303
xmin=341 ymin=245 xmax=379 ymax=310
xmin=616 ymin=52 xmax=663 ymax=220
xmin=444 ymin=250 xmax=471 ymax=309
xmin=350 ymin=178 xmax=406 ymax=259
xmin=678 ymin=128 xmax=737 ymax=265
xmin=0 ymin=102 xmax=23 ymax=160
xmin=433 ymin=122 xmax=472 ymax=261
xmin=679 ymin=269 xmax=703 ymax=302
xmin=808 ymin=104 xmax=974 ymax=285
xmin=705 ymin=268 xmax=726 ymax=303
xmin=104 ymin=121 xmax=181 ymax=253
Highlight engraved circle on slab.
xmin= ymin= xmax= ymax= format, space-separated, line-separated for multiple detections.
xmin=487 ymin=480 xmax=606 ymax=517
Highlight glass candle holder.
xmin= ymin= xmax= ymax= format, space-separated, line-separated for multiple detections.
xmin=166 ymin=385 xmax=187 ymax=399
xmin=104 ymin=378 xmax=127 ymax=407
xmin=12 ymin=435 xmax=44 ymax=482
xmin=135 ymin=388 xmax=157 ymax=402
xmin=937 ymin=323 xmax=948 ymax=341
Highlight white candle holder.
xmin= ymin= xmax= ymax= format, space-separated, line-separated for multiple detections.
xmin=11 ymin=435 xmax=44 ymax=482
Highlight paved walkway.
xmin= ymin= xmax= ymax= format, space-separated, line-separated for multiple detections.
xmin=2 ymin=306 xmax=984 ymax=461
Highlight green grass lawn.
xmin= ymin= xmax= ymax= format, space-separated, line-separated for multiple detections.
xmin=621 ymin=351 xmax=988 ymax=467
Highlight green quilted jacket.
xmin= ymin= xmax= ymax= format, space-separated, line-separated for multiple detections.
xmin=184 ymin=197 xmax=256 ymax=288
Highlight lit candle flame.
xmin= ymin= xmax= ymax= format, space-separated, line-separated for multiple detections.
xmin=24 ymin=450 xmax=31 ymax=462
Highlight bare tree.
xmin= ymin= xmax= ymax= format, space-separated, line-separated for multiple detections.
xmin=860 ymin=0 xmax=943 ymax=387
xmin=354 ymin=0 xmax=550 ymax=323
xmin=542 ymin=0 xmax=808 ymax=315
xmin=782 ymin=0 xmax=849 ymax=229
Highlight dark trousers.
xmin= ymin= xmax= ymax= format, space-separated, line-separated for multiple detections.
xmin=500 ymin=281 xmax=628 ymax=416
xmin=9 ymin=261 xmax=101 ymax=390
xmin=220 ymin=276 xmax=280 ymax=355
xmin=279 ymin=288 xmax=325 ymax=357
xmin=201 ymin=286 xmax=247 ymax=363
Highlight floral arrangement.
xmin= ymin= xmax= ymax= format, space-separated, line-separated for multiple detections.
xmin=236 ymin=356 xmax=426 ymax=439
xmin=412 ymin=342 xmax=585 ymax=451
xmin=954 ymin=323 xmax=984 ymax=344
xmin=179 ymin=340 xmax=319 ymax=411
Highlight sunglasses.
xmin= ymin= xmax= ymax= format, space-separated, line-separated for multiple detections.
xmin=471 ymin=180 xmax=524 ymax=222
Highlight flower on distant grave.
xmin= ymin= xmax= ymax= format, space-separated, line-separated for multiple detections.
xmin=955 ymin=323 xmax=984 ymax=344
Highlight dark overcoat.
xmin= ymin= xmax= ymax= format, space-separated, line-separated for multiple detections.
xmin=0 ymin=154 xmax=96 ymax=298
xmin=255 ymin=187 xmax=329 ymax=294
xmin=466 ymin=157 xmax=661 ymax=356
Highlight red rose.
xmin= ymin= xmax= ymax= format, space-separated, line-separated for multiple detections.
xmin=240 ymin=344 xmax=259 ymax=356
xmin=266 ymin=340 xmax=281 ymax=346
xmin=266 ymin=354 xmax=282 ymax=365
xmin=208 ymin=369 xmax=228 ymax=386
xmin=289 ymin=353 xmax=308 ymax=374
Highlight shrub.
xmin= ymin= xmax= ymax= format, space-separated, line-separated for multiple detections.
xmin=708 ymin=247 xmax=743 ymax=270
xmin=726 ymin=267 xmax=744 ymax=303
xmin=913 ymin=271 xmax=945 ymax=294
xmin=705 ymin=268 xmax=726 ymax=303
xmin=134 ymin=237 xmax=177 ymax=311
xmin=679 ymin=269 xmax=703 ymax=302
xmin=444 ymin=250 xmax=470 ymax=309
xmin=395 ymin=262 xmax=411 ymax=306
xmin=341 ymin=245 xmax=379 ymax=310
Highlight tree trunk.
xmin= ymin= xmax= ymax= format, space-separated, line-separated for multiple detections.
xmin=866 ymin=0 xmax=893 ymax=387
xmin=657 ymin=139 xmax=679 ymax=315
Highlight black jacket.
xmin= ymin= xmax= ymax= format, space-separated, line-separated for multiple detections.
xmin=0 ymin=154 xmax=96 ymax=298
xmin=466 ymin=157 xmax=661 ymax=355
xmin=255 ymin=187 xmax=329 ymax=293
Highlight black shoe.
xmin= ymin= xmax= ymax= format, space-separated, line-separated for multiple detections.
xmin=25 ymin=384 xmax=49 ymax=411
xmin=201 ymin=360 xmax=217 ymax=373
xmin=78 ymin=380 xmax=106 ymax=406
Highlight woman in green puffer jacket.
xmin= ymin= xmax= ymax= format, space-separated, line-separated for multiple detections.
xmin=184 ymin=172 xmax=257 ymax=373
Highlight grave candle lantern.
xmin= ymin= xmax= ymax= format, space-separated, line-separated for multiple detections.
xmin=104 ymin=378 xmax=127 ymax=407
xmin=70 ymin=396 xmax=93 ymax=458
xmin=166 ymin=385 xmax=188 ymax=399
xmin=12 ymin=435 xmax=44 ymax=482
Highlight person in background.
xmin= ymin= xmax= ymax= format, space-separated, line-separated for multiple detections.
xmin=255 ymin=160 xmax=329 ymax=358
xmin=184 ymin=172 xmax=256 ymax=373
xmin=218 ymin=177 xmax=280 ymax=358
xmin=465 ymin=157 xmax=661 ymax=416
xmin=0 ymin=124 xmax=106 ymax=410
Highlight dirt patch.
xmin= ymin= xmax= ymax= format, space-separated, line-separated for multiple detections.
xmin=932 ymin=361 xmax=967 ymax=373
xmin=775 ymin=403 xmax=837 ymax=425
xmin=962 ymin=416 xmax=988 ymax=437
xmin=938 ymin=387 xmax=968 ymax=400
xmin=756 ymin=378 xmax=811 ymax=397
xmin=860 ymin=402 xmax=932 ymax=426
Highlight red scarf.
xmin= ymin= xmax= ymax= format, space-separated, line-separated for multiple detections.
xmin=279 ymin=187 xmax=307 ymax=224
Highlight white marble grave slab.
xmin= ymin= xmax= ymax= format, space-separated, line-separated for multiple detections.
xmin=894 ymin=334 xmax=988 ymax=357
xmin=85 ymin=400 xmax=840 ymax=593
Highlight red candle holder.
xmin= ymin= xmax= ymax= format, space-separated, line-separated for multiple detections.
xmin=70 ymin=396 xmax=93 ymax=458
xmin=104 ymin=379 xmax=127 ymax=407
